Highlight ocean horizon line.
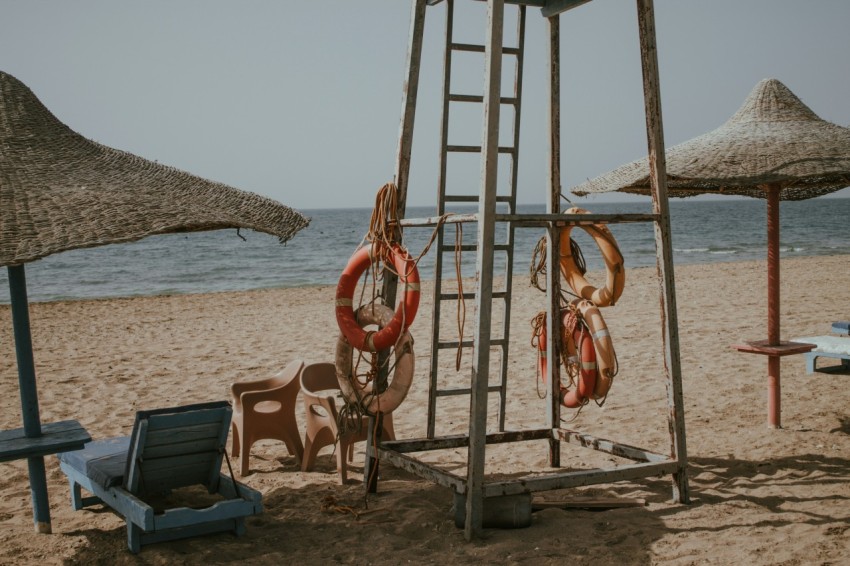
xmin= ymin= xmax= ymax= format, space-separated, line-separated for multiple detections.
xmin=1 ymin=198 xmax=848 ymax=304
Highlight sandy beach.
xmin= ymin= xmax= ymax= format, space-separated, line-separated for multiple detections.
xmin=1 ymin=254 xmax=848 ymax=565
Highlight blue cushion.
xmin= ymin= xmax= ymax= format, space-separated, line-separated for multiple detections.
xmin=58 ymin=436 xmax=130 ymax=490
xmin=832 ymin=321 xmax=850 ymax=335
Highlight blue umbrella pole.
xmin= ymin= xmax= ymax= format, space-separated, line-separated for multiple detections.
xmin=8 ymin=265 xmax=52 ymax=533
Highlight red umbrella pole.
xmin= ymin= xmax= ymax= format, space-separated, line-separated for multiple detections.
xmin=766 ymin=185 xmax=781 ymax=427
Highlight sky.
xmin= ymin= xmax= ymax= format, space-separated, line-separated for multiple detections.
xmin=2 ymin=0 xmax=849 ymax=211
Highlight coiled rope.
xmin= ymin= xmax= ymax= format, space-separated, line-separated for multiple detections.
xmin=529 ymin=235 xmax=586 ymax=298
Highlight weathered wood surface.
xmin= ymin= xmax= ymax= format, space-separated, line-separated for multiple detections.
xmin=636 ymin=0 xmax=690 ymax=505
xmin=556 ymin=428 xmax=672 ymax=462
xmin=0 ymin=420 xmax=90 ymax=462
xmin=531 ymin=496 xmax=646 ymax=510
xmin=732 ymin=340 xmax=816 ymax=357
xmin=381 ymin=429 xmax=552 ymax=453
xmin=484 ymin=460 xmax=680 ymax=498
xmin=465 ymin=0 xmax=505 ymax=540
xmin=399 ymin=212 xmax=658 ymax=227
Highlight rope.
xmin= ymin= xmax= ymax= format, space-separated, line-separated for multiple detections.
xmin=570 ymin=237 xmax=588 ymax=276
xmin=367 ymin=182 xmax=402 ymax=258
xmin=529 ymin=236 xmax=547 ymax=293
xmin=454 ymin=222 xmax=466 ymax=371
xmin=337 ymin=182 xmax=471 ymax=498
xmin=528 ymin=234 xmax=586 ymax=301
xmin=530 ymin=311 xmax=547 ymax=399
xmin=321 ymin=494 xmax=381 ymax=520
xmin=561 ymin=305 xmax=579 ymax=387
xmin=221 ymin=447 xmax=244 ymax=499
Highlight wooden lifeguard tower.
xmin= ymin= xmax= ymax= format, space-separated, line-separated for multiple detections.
xmin=365 ymin=0 xmax=689 ymax=541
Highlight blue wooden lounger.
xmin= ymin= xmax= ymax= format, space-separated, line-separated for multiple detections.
xmin=57 ymin=401 xmax=262 ymax=553
xmin=795 ymin=322 xmax=850 ymax=374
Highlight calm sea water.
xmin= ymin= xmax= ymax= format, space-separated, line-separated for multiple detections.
xmin=1 ymin=198 xmax=848 ymax=304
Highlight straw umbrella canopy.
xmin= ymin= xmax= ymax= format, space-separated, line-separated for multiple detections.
xmin=572 ymin=78 xmax=850 ymax=429
xmin=573 ymin=78 xmax=850 ymax=199
xmin=0 ymin=70 xmax=309 ymax=532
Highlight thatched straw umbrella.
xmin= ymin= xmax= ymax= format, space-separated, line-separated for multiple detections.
xmin=0 ymin=70 xmax=309 ymax=532
xmin=573 ymin=78 xmax=850 ymax=429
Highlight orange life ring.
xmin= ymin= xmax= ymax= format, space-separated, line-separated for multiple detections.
xmin=560 ymin=207 xmax=625 ymax=307
xmin=563 ymin=320 xmax=597 ymax=408
xmin=534 ymin=311 xmax=597 ymax=408
xmin=335 ymin=243 xmax=420 ymax=352
xmin=335 ymin=304 xmax=415 ymax=415
xmin=572 ymin=299 xmax=616 ymax=398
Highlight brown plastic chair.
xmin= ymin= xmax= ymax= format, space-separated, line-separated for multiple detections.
xmin=300 ymin=361 xmax=394 ymax=484
xmin=230 ymin=359 xmax=305 ymax=476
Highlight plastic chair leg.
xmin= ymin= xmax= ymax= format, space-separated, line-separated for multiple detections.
xmin=230 ymin=421 xmax=241 ymax=458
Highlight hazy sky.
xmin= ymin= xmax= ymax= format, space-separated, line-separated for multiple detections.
xmin=2 ymin=0 xmax=849 ymax=211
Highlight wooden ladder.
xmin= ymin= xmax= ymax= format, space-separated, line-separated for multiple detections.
xmin=426 ymin=0 xmax=527 ymax=438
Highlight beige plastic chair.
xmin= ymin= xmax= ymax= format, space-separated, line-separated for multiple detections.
xmin=230 ymin=359 xmax=305 ymax=476
xmin=300 ymin=362 xmax=394 ymax=484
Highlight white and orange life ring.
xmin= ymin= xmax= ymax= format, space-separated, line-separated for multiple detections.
xmin=534 ymin=310 xmax=597 ymax=408
xmin=335 ymin=243 xmax=420 ymax=352
xmin=572 ymin=298 xmax=617 ymax=398
xmin=559 ymin=207 xmax=625 ymax=307
xmin=335 ymin=304 xmax=415 ymax=415
xmin=562 ymin=319 xmax=597 ymax=408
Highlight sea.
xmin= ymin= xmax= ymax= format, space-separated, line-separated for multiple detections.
xmin=1 ymin=198 xmax=848 ymax=304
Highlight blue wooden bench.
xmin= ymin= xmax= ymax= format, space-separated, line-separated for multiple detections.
xmin=57 ymin=401 xmax=262 ymax=553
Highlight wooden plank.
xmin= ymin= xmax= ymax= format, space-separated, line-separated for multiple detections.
xmin=635 ymin=0 xmax=689 ymax=505
xmin=144 ymin=409 xmax=229 ymax=432
xmin=398 ymin=212 xmax=659 ymax=228
xmin=59 ymin=466 xmax=156 ymax=531
xmin=381 ymin=428 xmax=552 ymax=453
xmin=466 ymin=0 xmax=505 ymax=540
xmin=532 ymin=496 xmax=646 ymax=510
xmin=445 ymin=144 xmax=516 ymax=153
xmin=153 ymin=499 xmax=258 ymax=531
xmin=140 ymin=452 xmax=217 ymax=474
xmin=0 ymin=420 xmax=90 ymax=462
xmin=141 ymin=437 xmax=220 ymax=459
xmin=541 ymin=0 xmax=592 ymax=18
xmin=731 ymin=340 xmax=816 ymax=357
xmin=215 ymin=473 xmax=264 ymax=505
xmin=545 ymin=10 xmax=562 ymax=469
xmin=124 ymin=419 xmax=148 ymax=493
xmin=371 ymin=0 xmax=428 ymax=493
xmin=555 ymin=429 xmax=672 ymax=462
xmin=376 ymin=447 xmax=467 ymax=493
xmin=483 ymin=460 xmax=679 ymax=497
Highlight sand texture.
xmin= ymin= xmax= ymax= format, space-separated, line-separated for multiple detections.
xmin=1 ymin=255 xmax=849 ymax=565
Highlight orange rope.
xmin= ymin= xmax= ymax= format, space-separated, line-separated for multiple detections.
xmin=530 ymin=311 xmax=547 ymax=399
xmin=454 ymin=223 xmax=466 ymax=371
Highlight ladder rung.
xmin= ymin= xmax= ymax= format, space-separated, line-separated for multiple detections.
xmin=444 ymin=194 xmax=513 ymax=203
xmin=446 ymin=145 xmax=517 ymax=154
xmin=438 ymin=338 xmax=508 ymax=349
xmin=440 ymin=291 xmax=508 ymax=301
xmin=449 ymin=94 xmax=519 ymax=105
xmin=440 ymin=243 xmax=509 ymax=252
xmin=444 ymin=195 xmax=478 ymax=203
xmin=450 ymin=43 xmax=521 ymax=56
xmin=435 ymin=385 xmax=503 ymax=398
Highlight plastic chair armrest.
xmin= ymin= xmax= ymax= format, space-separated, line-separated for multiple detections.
xmin=239 ymin=385 xmax=289 ymax=413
